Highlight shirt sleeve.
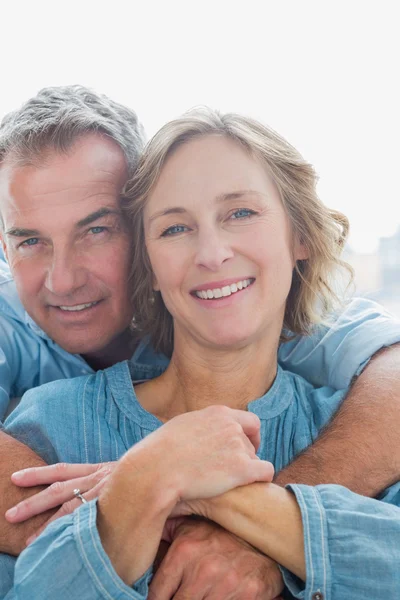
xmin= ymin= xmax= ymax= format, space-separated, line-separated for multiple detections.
xmin=11 ymin=500 xmax=152 ymax=600
xmin=278 ymin=297 xmax=400 ymax=389
xmin=280 ymin=483 xmax=400 ymax=600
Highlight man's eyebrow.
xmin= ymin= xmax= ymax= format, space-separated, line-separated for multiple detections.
xmin=5 ymin=227 xmax=41 ymax=238
xmin=76 ymin=208 xmax=121 ymax=228
xmin=148 ymin=190 xmax=264 ymax=224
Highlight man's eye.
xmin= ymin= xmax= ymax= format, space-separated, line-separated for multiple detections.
xmin=20 ymin=238 xmax=39 ymax=247
xmin=161 ymin=225 xmax=188 ymax=236
xmin=89 ymin=226 xmax=108 ymax=235
xmin=230 ymin=208 xmax=257 ymax=219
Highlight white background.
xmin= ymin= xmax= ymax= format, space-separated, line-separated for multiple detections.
xmin=1 ymin=0 xmax=399 ymax=253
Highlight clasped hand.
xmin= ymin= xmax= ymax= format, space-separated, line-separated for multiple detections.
xmin=7 ymin=405 xmax=279 ymax=598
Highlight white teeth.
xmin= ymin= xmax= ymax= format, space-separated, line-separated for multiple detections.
xmin=194 ymin=279 xmax=253 ymax=300
xmin=59 ymin=302 xmax=97 ymax=312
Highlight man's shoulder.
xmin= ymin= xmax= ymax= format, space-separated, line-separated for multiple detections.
xmin=0 ymin=263 xmax=26 ymax=323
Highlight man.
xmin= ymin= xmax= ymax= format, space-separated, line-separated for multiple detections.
xmin=1 ymin=86 xmax=400 ymax=599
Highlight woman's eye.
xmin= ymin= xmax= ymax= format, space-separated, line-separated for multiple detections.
xmin=230 ymin=208 xmax=256 ymax=219
xmin=161 ymin=225 xmax=188 ymax=236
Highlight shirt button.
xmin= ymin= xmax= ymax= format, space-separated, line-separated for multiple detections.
xmin=312 ymin=593 xmax=324 ymax=600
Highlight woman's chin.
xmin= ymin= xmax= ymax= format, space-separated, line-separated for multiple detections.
xmin=200 ymin=329 xmax=257 ymax=350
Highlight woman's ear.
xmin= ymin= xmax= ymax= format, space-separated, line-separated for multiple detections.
xmin=153 ymin=276 xmax=160 ymax=292
xmin=294 ymin=237 xmax=309 ymax=261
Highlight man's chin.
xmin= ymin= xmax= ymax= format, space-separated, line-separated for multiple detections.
xmin=46 ymin=330 xmax=109 ymax=356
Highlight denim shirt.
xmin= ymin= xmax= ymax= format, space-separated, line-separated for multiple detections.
xmin=2 ymin=254 xmax=400 ymax=421
xmin=2 ymin=362 xmax=400 ymax=599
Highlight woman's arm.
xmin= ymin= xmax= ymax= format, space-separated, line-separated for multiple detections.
xmin=199 ymin=481 xmax=400 ymax=599
xmin=201 ymin=483 xmax=306 ymax=579
xmin=4 ymin=405 xmax=273 ymax=598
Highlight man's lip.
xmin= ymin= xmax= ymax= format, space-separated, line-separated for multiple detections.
xmin=190 ymin=277 xmax=255 ymax=293
xmin=48 ymin=300 xmax=103 ymax=308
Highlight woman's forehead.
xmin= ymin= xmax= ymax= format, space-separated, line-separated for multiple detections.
xmin=145 ymin=135 xmax=279 ymax=213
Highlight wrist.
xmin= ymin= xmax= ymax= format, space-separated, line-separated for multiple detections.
xmin=96 ymin=450 xmax=179 ymax=585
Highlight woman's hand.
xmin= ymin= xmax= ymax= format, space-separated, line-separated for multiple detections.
xmin=6 ymin=462 xmax=114 ymax=544
xmin=130 ymin=404 xmax=274 ymax=502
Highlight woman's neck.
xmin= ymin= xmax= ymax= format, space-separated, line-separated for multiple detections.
xmin=137 ymin=333 xmax=280 ymax=421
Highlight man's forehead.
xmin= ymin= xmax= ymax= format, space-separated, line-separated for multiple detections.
xmin=0 ymin=142 xmax=127 ymax=231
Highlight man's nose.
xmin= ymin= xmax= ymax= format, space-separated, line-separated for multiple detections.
xmin=44 ymin=249 xmax=88 ymax=297
xmin=194 ymin=229 xmax=234 ymax=271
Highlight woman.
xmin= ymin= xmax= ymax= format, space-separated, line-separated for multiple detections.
xmin=3 ymin=109 xmax=400 ymax=599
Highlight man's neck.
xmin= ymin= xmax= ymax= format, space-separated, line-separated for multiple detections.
xmin=82 ymin=328 xmax=139 ymax=371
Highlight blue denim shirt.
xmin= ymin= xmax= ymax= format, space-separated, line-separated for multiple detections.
xmin=2 ymin=254 xmax=400 ymax=421
xmin=2 ymin=362 xmax=400 ymax=599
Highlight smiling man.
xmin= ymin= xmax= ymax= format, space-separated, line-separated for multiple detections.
xmin=2 ymin=134 xmax=134 ymax=367
xmin=1 ymin=87 xmax=400 ymax=600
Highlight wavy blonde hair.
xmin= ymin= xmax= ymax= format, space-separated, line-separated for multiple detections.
xmin=123 ymin=108 xmax=352 ymax=356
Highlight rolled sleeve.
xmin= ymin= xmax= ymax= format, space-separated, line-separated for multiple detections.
xmin=279 ymin=298 xmax=400 ymax=389
xmin=14 ymin=500 xmax=152 ymax=600
xmin=280 ymin=485 xmax=331 ymax=600
xmin=281 ymin=483 xmax=400 ymax=600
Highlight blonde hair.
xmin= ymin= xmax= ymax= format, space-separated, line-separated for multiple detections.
xmin=124 ymin=108 xmax=352 ymax=356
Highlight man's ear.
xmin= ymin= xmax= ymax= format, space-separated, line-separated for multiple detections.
xmin=0 ymin=232 xmax=8 ymax=262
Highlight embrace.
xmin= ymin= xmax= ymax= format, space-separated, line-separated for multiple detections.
xmin=1 ymin=87 xmax=400 ymax=599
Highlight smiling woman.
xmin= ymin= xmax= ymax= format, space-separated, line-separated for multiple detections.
xmin=126 ymin=109 xmax=350 ymax=357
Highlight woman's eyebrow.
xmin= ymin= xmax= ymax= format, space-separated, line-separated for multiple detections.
xmin=215 ymin=190 xmax=265 ymax=203
xmin=147 ymin=191 xmax=266 ymax=225
xmin=148 ymin=207 xmax=187 ymax=224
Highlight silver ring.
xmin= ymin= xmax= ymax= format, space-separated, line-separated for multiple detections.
xmin=73 ymin=488 xmax=88 ymax=504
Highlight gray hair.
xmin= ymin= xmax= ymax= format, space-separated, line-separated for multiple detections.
xmin=0 ymin=85 xmax=145 ymax=175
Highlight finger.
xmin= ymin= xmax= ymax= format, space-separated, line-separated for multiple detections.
xmin=26 ymin=498 xmax=81 ymax=545
xmin=246 ymin=459 xmax=275 ymax=484
xmin=6 ymin=475 xmax=95 ymax=523
xmin=148 ymin=555 xmax=183 ymax=600
xmin=231 ymin=410 xmax=261 ymax=452
xmin=11 ymin=463 xmax=104 ymax=487
xmin=25 ymin=484 xmax=100 ymax=545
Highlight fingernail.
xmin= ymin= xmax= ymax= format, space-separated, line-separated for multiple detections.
xmin=11 ymin=471 xmax=25 ymax=481
xmin=5 ymin=507 xmax=18 ymax=519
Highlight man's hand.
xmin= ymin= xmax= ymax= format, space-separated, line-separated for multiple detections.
xmin=149 ymin=517 xmax=284 ymax=600
xmin=6 ymin=461 xmax=114 ymax=544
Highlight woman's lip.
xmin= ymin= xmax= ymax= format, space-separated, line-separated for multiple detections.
xmin=190 ymin=277 xmax=255 ymax=293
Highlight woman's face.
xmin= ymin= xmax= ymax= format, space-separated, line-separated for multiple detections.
xmin=144 ymin=135 xmax=307 ymax=350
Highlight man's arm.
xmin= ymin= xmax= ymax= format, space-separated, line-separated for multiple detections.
xmin=0 ymin=430 xmax=55 ymax=555
xmin=275 ymin=344 xmax=400 ymax=495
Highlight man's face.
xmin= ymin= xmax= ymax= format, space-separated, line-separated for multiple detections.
xmin=0 ymin=134 xmax=134 ymax=358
